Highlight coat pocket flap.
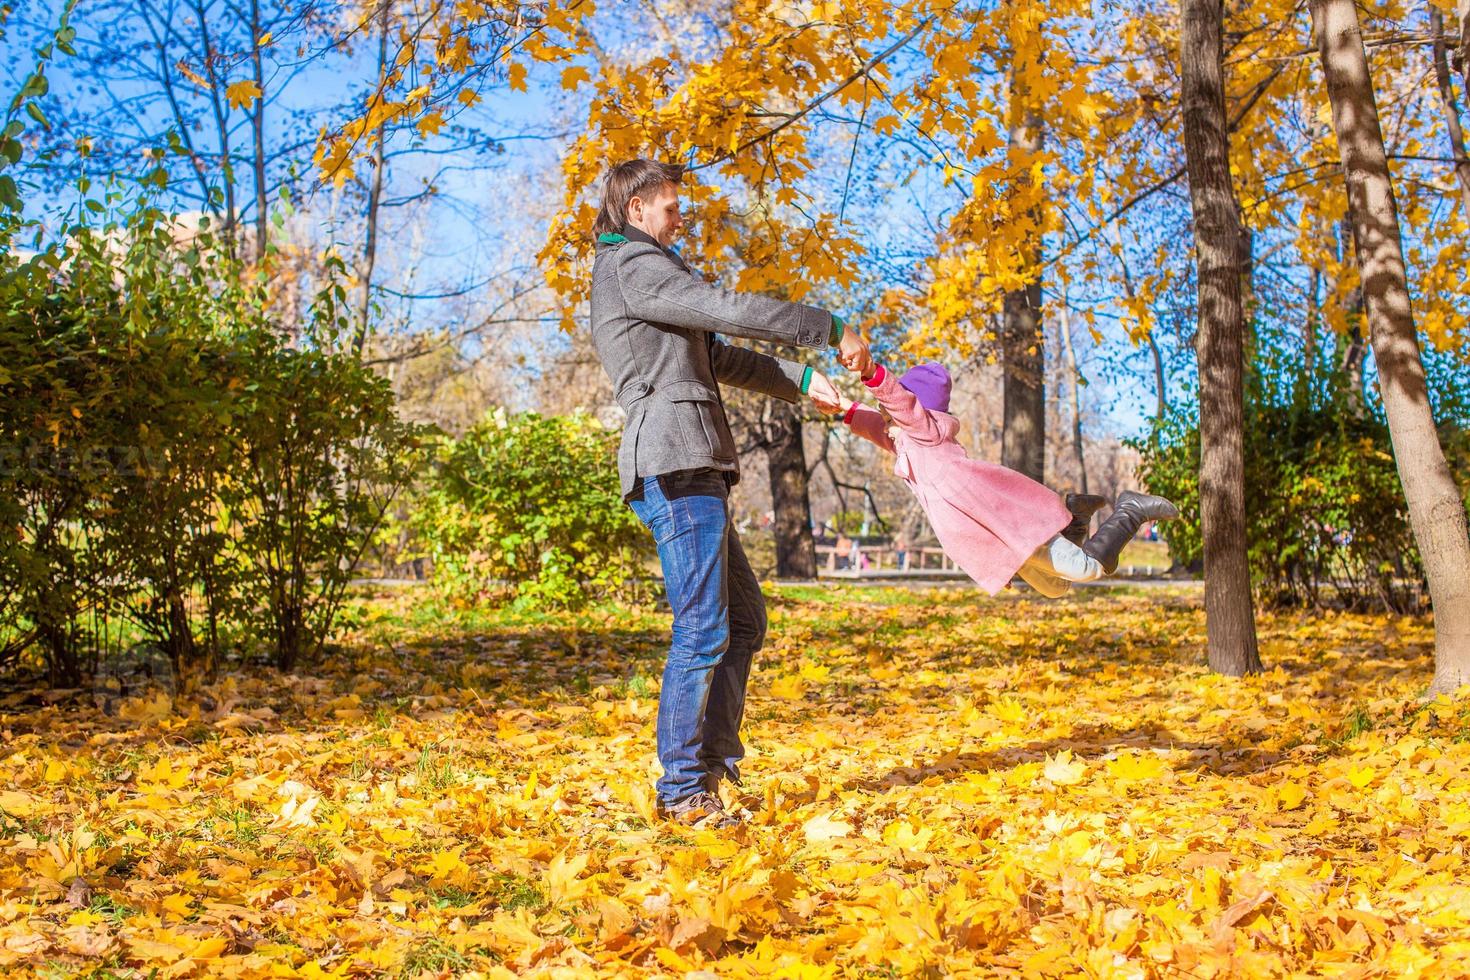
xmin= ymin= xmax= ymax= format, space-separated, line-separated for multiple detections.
xmin=615 ymin=380 xmax=653 ymax=411
xmin=661 ymin=380 xmax=718 ymax=403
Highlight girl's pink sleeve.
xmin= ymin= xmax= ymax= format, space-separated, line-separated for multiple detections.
xmin=865 ymin=365 xmax=944 ymax=445
xmin=843 ymin=401 xmax=895 ymax=454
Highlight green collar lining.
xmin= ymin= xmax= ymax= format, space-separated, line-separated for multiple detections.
xmin=597 ymin=233 xmax=627 ymax=244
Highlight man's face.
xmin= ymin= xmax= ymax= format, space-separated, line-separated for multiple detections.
xmin=628 ymin=183 xmax=683 ymax=247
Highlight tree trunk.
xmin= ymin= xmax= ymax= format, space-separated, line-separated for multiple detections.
xmin=1336 ymin=218 xmax=1369 ymax=416
xmin=250 ymin=0 xmax=269 ymax=262
xmin=192 ymin=0 xmax=236 ymax=250
xmin=1458 ymin=0 xmax=1470 ymax=105
xmin=766 ymin=399 xmax=818 ymax=579
xmin=1059 ymin=296 xmax=1089 ymax=494
xmin=353 ymin=0 xmax=391 ymax=360
xmin=1314 ymin=0 xmax=1470 ymax=695
xmin=1002 ymin=281 xmax=1045 ymax=483
xmin=1237 ymin=221 xmax=1256 ymax=339
xmin=1111 ymin=219 xmax=1168 ymax=420
xmin=1305 ymin=262 xmax=1320 ymax=383
xmin=1001 ymin=60 xmax=1046 ymax=484
xmin=1430 ymin=6 xmax=1470 ymax=216
xmin=1180 ymin=0 xmax=1262 ymax=676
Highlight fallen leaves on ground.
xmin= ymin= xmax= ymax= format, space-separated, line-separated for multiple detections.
xmin=2 ymin=584 xmax=1469 ymax=977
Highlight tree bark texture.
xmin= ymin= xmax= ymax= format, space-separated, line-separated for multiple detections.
xmin=1313 ymin=0 xmax=1470 ymax=695
xmin=1180 ymin=0 xmax=1263 ymax=676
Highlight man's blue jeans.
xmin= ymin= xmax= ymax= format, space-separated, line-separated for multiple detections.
xmin=629 ymin=470 xmax=766 ymax=805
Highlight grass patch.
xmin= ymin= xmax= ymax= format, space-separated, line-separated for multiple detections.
xmin=487 ymin=872 xmax=546 ymax=913
xmin=399 ymin=936 xmax=476 ymax=977
xmin=415 ymin=743 xmax=460 ymax=791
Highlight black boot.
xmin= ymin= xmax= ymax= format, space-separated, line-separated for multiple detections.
xmin=1080 ymin=490 xmax=1179 ymax=574
xmin=1062 ymin=493 xmax=1108 ymax=546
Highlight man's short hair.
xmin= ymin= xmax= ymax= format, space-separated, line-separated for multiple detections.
xmin=593 ymin=159 xmax=685 ymax=237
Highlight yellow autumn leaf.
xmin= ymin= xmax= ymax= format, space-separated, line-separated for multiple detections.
xmin=802 ymin=810 xmax=853 ymax=842
xmin=0 ymin=789 xmax=44 ymax=818
xmin=769 ymin=674 xmax=807 ymax=699
xmin=1277 ymin=781 xmax=1308 ymax=811
xmin=560 ymin=65 xmax=590 ymax=90
xmin=416 ymin=110 xmax=446 ymax=138
xmin=1107 ymin=751 xmax=1169 ymax=783
xmin=545 ymin=850 xmax=590 ymax=903
xmin=1347 ymin=765 xmax=1377 ymax=789
xmin=990 ymin=695 xmax=1027 ymax=723
xmin=118 ymin=689 xmax=173 ymax=723
xmin=1042 ymin=750 xmax=1088 ymax=786
xmin=798 ymin=662 xmax=831 ymax=682
xmin=508 ymin=62 xmax=527 ymax=93
xmin=224 ymin=79 xmax=262 ymax=110
xmin=161 ymin=893 xmax=193 ymax=919
xmin=274 ymin=781 xmax=320 ymax=828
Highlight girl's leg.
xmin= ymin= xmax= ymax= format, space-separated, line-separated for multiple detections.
xmin=1044 ymin=535 xmax=1106 ymax=583
xmin=1017 ymin=535 xmax=1106 ymax=597
xmin=1016 ymin=551 xmax=1071 ymax=598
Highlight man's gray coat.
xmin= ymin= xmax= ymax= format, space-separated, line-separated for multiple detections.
xmin=589 ymin=226 xmax=836 ymax=497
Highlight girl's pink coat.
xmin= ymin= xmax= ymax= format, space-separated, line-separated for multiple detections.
xmin=848 ymin=368 xmax=1070 ymax=594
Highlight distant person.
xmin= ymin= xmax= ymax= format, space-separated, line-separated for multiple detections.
xmin=834 ymin=534 xmax=854 ymax=571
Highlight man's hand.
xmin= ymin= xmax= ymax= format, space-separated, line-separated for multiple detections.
xmin=837 ymin=326 xmax=873 ymax=378
xmin=806 ymin=370 xmax=845 ymax=415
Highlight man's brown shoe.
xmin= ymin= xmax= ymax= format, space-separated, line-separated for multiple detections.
xmin=656 ymin=790 xmax=741 ymax=829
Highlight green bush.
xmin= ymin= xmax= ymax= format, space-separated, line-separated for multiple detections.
xmin=229 ymin=338 xmax=421 ymax=670
xmin=0 ymin=174 xmax=422 ymax=685
xmin=411 ymin=410 xmax=652 ymax=609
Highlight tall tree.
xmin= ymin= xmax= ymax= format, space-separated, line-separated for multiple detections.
xmin=1111 ymin=219 xmax=1168 ymax=422
xmin=1179 ymin=0 xmax=1262 ymax=676
xmin=353 ymin=0 xmax=392 ymax=359
xmin=1459 ymin=0 xmax=1470 ymax=99
xmin=759 ymin=401 xmax=819 ymax=580
xmin=1000 ymin=38 xmax=1047 ymax=484
xmin=1058 ymin=295 xmax=1089 ymax=494
xmin=1313 ymin=0 xmax=1470 ymax=695
xmin=1429 ymin=5 xmax=1470 ymax=216
xmin=1336 ymin=219 xmax=1369 ymax=417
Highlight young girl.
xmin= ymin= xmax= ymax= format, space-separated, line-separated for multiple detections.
xmin=813 ymin=359 xmax=1178 ymax=597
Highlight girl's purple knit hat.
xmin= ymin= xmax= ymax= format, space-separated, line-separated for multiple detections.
xmin=898 ymin=361 xmax=952 ymax=414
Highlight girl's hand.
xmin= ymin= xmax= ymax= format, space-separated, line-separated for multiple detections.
xmin=838 ymin=343 xmax=873 ymax=378
xmin=807 ymin=370 xmax=845 ymax=414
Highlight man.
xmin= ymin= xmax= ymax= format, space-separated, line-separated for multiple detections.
xmin=588 ymin=159 xmax=870 ymax=828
